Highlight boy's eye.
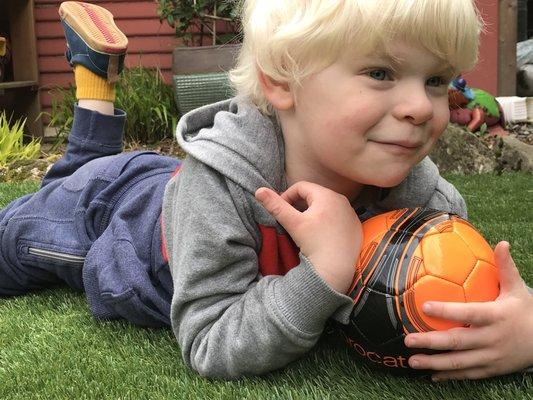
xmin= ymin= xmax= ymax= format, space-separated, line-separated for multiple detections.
xmin=368 ymin=69 xmax=390 ymax=81
xmin=426 ymin=76 xmax=446 ymax=87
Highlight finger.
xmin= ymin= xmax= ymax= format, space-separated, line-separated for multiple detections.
xmin=405 ymin=326 xmax=490 ymax=351
xmin=421 ymin=301 xmax=495 ymax=326
xmin=408 ymin=348 xmax=491 ymax=371
xmin=255 ymin=187 xmax=301 ymax=230
xmin=494 ymin=241 xmax=526 ymax=295
xmin=280 ymin=181 xmax=322 ymax=206
xmin=431 ymin=367 xmax=495 ymax=382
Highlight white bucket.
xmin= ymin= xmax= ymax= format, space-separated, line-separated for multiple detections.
xmin=496 ymin=96 xmax=532 ymax=123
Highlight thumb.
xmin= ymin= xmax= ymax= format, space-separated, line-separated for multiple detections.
xmin=255 ymin=187 xmax=301 ymax=232
xmin=494 ymin=241 xmax=526 ymax=295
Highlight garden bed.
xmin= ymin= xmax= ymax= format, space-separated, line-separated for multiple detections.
xmin=1 ymin=122 xmax=531 ymax=183
xmin=0 ymin=119 xmax=533 ymax=182
xmin=0 ymin=137 xmax=186 ymax=183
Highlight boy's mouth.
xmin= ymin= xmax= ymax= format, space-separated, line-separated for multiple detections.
xmin=369 ymin=139 xmax=423 ymax=154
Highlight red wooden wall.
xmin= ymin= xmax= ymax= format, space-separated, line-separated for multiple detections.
xmin=464 ymin=0 xmax=499 ymax=95
xmin=35 ymin=0 xmax=179 ymax=115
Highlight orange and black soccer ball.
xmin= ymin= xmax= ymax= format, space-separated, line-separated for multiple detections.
xmin=340 ymin=208 xmax=499 ymax=373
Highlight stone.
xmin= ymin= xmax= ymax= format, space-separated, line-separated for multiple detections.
xmin=429 ymin=124 xmax=498 ymax=173
xmin=497 ymin=135 xmax=533 ymax=172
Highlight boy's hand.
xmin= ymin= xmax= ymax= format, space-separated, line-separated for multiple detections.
xmin=255 ymin=182 xmax=362 ymax=294
xmin=404 ymin=241 xmax=533 ymax=381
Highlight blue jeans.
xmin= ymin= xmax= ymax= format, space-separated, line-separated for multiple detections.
xmin=0 ymin=105 xmax=180 ymax=327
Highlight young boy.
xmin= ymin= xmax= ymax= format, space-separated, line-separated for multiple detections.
xmin=0 ymin=0 xmax=531 ymax=381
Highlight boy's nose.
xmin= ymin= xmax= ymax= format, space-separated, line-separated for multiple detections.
xmin=392 ymin=86 xmax=434 ymax=125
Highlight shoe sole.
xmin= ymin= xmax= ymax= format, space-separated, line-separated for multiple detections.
xmin=59 ymin=1 xmax=128 ymax=55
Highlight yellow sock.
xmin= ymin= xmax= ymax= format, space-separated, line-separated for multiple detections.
xmin=74 ymin=65 xmax=116 ymax=101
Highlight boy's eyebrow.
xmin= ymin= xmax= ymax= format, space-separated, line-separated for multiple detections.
xmin=362 ymin=54 xmax=456 ymax=77
xmin=362 ymin=54 xmax=400 ymax=67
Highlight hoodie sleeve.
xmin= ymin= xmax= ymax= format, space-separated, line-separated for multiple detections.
xmin=162 ymin=156 xmax=353 ymax=379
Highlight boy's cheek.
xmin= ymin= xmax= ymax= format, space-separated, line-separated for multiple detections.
xmin=424 ymin=134 xmax=442 ymax=153
xmin=437 ymin=118 xmax=450 ymax=138
xmin=434 ymin=105 xmax=451 ymax=138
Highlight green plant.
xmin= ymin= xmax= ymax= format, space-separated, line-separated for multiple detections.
xmin=477 ymin=122 xmax=488 ymax=136
xmin=116 ymin=67 xmax=178 ymax=143
xmin=157 ymin=0 xmax=241 ymax=46
xmin=0 ymin=111 xmax=40 ymax=166
xmin=48 ymin=84 xmax=76 ymax=149
xmin=48 ymin=67 xmax=178 ymax=145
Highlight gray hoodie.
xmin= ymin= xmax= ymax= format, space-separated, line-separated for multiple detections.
xmin=161 ymin=97 xmax=467 ymax=379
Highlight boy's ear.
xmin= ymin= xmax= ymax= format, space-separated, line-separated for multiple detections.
xmin=257 ymin=70 xmax=295 ymax=111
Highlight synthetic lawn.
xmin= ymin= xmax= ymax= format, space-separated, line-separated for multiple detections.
xmin=0 ymin=173 xmax=531 ymax=400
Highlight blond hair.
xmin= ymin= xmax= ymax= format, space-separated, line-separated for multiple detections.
xmin=229 ymin=0 xmax=483 ymax=115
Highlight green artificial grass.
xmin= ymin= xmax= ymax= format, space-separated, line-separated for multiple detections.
xmin=0 ymin=173 xmax=531 ymax=400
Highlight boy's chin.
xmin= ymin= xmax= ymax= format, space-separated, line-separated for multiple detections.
xmin=368 ymin=169 xmax=412 ymax=188
xmin=373 ymin=176 xmax=406 ymax=188
xmin=371 ymin=155 xmax=430 ymax=188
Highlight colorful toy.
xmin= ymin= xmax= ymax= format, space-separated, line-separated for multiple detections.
xmin=339 ymin=208 xmax=499 ymax=374
xmin=448 ymin=76 xmax=505 ymax=133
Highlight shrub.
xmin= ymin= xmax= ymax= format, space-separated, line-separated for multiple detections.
xmin=0 ymin=111 xmax=40 ymax=166
xmin=49 ymin=67 xmax=178 ymax=144
xmin=156 ymin=0 xmax=241 ymax=46
xmin=116 ymin=67 xmax=178 ymax=143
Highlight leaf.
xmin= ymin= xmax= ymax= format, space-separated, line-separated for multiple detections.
xmin=0 ymin=111 xmax=41 ymax=166
xmin=167 ymin=14 xmax=175 ymax=28
xmin=479 ymin=123 xmax=488 ymax=136
xmin=218 ymin=3 xmax=227 ymax=13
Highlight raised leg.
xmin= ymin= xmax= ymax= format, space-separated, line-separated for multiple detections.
xmin=42 ymin=1 xmax=129 ymax=186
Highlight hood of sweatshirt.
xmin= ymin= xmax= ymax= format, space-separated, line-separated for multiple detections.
xmin=175 ymin=97 xmax=441 ymax=207
xmin=176 ymin=97 xmax=287 ymax=194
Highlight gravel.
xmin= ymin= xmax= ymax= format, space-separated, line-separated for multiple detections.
xmin=506 ymin=122 xmax=533 ymax=145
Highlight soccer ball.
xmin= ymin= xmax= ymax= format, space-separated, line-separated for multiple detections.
xmin=340 ymin=207 xmax=499 ymax=373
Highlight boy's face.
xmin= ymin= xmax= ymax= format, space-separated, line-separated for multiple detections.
xmin=280 ymin=40 xmax=453 ymax=198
